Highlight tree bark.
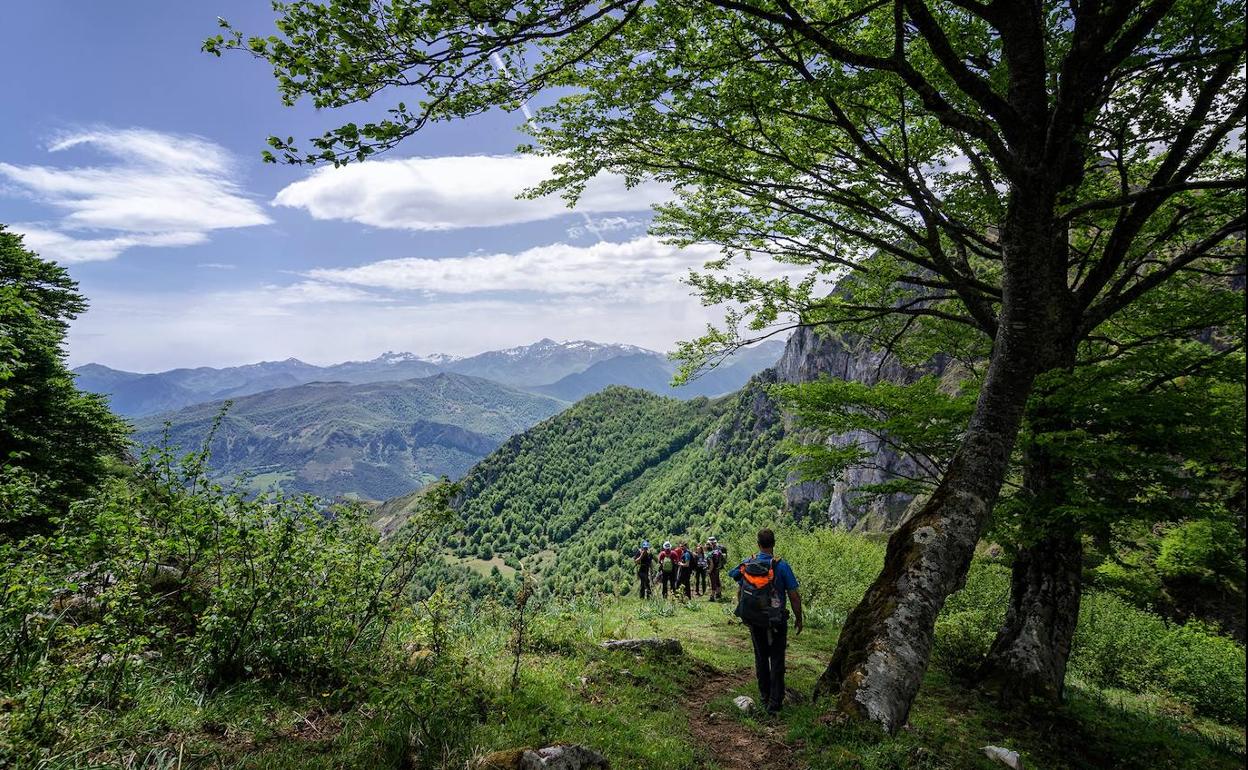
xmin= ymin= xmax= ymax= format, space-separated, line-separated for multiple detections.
xmin=813 ymin=185 xmax=1076 ymax=733
xmin=979 ymin=529 xmax=1083 ymax=702
xmin=978 ymin=381 xmax=1083 ymax=703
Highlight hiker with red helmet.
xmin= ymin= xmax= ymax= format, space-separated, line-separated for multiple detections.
xmin=729 ymin=528 xmax=803 ymax=715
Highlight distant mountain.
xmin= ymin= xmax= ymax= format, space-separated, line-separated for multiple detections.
xmin=533 ymin=340 xmax=787 ymax=401
xmin=75 ymin=340 xmax=664 ymax=417
xmin=443 ymin=338 xmax=657 ymax=386
xmin=131 ymin=373 xmax=566 ymax=501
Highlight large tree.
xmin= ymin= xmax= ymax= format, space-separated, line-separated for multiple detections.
xmin=210 ymin=0 xmax=1246 ymax=731
xmin=775 ymin=261 xmax=1245 ymax=701
xmin=0 ymin=227 xmax=128 ymax=539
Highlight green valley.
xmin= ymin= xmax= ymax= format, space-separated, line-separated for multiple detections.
xmin=132 ymin=373 xmax=567 ymax=500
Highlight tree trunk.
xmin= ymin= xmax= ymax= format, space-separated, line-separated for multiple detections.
xmin=812 ymin=186 xmax=1076 ymax=734
xmin=979 ymin=385 xmax=1083 ymax=703
xmin=979 ymin=529 xmax=1083 ymax=701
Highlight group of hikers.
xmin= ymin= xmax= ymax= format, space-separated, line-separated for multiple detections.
xmin=632 ymin=536 xmax=729 ymax=601
xmin=631 ymin=529 xmax=804 ymax=715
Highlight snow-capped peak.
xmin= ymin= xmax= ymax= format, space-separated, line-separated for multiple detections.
xmin=415 ymin=352 xmax=462 ymax=364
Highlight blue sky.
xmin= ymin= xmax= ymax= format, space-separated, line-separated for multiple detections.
xmin=1 ymin=2 xmax=735 ymax=371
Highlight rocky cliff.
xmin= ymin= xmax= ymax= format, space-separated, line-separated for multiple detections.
xmin=768 ymin=325 xmax=948 ymax=531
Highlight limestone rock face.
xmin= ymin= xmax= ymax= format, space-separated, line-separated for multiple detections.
xmin=771 ymin=325 xmax=949 ymax=531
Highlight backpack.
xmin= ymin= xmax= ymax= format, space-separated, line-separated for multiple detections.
xmin=734 ymin=557 xmax=786 ymax=627
xmin=660 ymin=553 xmax=676 ymax=574
xmin=696 ymin=553 xmax=708 ymax=569
xmin=709 ymin=548 xmax=723 ymax=570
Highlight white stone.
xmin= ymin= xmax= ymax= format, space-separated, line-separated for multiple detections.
xmin=733 ymin=695 xmax=756 ymax=713
xmin=982 ymin=746 xmax=1023 ymax=769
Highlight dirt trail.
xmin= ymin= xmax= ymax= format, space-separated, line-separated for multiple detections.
xmin=684 ymin=666 xmax=800 ymax=770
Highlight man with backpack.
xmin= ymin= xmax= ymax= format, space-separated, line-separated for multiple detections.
xmin=707 ymin=537 xmax=726 ymax=601
xmin=676 ymin=541 xmax=694 ymax=599
xmin=633 ymin=541 xmax=654 ymax=599
xmin=730 ymin=528 xmax=803 ymax=715
xmin=657 ymin=541 xmax=678 ymax=599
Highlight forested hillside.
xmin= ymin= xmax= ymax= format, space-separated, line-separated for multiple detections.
xmin=133 ymin=373 xmax=565 ymax=499
xmin=387 ymin=375 xmax=791 ymax=596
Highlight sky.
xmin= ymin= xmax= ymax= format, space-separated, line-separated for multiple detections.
xmin=0 ymin=2 xmax=754 ymax=372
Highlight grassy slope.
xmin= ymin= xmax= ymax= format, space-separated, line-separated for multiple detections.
xmin=52 ymin=594 xmax=1240 ymax=770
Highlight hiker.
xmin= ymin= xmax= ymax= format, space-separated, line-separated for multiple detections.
xmin=730 ymin=528 xmax=803 ymax=715
xmin=657 ymin=541 xmax=678 ymax=598
xmin=676 ymin=541 xmax=693 ymax=599
xmin=633 ymin=541 xmax=654 ymax=599
xmin=707 ymin=537 xmax=726 ymax=601
xmin=693 ymin=544 xmax=708 ymax=596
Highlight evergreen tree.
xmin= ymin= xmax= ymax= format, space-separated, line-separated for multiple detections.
xmin=0 ymin=226 xmax=129 ymax=539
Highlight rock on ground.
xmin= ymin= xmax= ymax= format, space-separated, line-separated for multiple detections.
xmin=522 ymin=745 xmax=610 ymax=769
xmin=600 ymin=638 xmax=683 ymax=654
xmin=477 ymin=745 xmax=609 ymax=770
xmin=733 ymin=695 xmax=756 ymax=713
xmin=982 ymin=745 xmax=1023 ymax=769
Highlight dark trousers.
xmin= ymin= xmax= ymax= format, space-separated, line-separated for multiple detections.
xmin=694 ymin=567 xmax=707 ymax=594
xmin=748 ymin=622 xmax=788 ymax=711
xmin=660 ymin=571 xmax=675 ymax=598
xmin=638 ymin=570 xmax=651 ymax=599
xmin=677 ymin=567 xmax=692 ymax=598
xmin=709 ymin=569 xmax=722 ymax=599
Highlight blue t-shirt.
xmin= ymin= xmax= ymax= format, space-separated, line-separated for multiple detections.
xmin=729 ymin=552 xmax=799 ymax=609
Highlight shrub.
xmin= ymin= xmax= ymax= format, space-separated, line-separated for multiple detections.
xmin=1071 ymin=592 xmax=1246 ymax=722
xmin=1158 ymin=621 xmax=1246 ymax=724
xmin=932 ymin=611 xmax=995 ymax=678
xmin=0 ymin=434 xmax=454 ymax=738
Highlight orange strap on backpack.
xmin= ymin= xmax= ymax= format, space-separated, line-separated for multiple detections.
xmin=740 ymin=562 xmax=774 ymax=589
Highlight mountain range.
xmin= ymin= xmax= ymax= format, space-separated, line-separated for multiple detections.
xmin=132 ymin=373 xmax=566 ymax=501
xmin=110 ymin=338 xmax=786 ymax=500
xmin=75 ymin=338 xmax=786 ymax=418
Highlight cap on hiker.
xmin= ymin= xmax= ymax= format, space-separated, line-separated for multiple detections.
xmin=663 ymin=541 xmax=672 ymax=549
xmin=709 ymin=536 xmax=717 ymax=543
xmin=641 ymin=540 xmax=650 ymax=549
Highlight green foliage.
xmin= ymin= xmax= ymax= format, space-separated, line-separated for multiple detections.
xmin=429 ymin=383 xmax=791 ymax=596
xmin=1071 ymin=593 xmax=1246 ymax=724
xmin=0 ymin=227 xmax=128 ymax=537
xmin=0 ymin=430 xmax=455 ymax=758
xmin=769 ymin=525 xmax=1246 ymax=724
xmin=1156 ymin=519 xmax=1246 ymax=585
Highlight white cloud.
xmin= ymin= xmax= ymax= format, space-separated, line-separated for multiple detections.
xmin=0 ymin=127 xmax=271 ymax=262
xmin=67 ymin=288 xmax=719 ymax=371
xmin=307 ymin=236 xmax=720 ymax=300
xmin=65 ymin=236 xmax=820 ymax=371
xmin=566 ymin=215 xmax=646 ymax=240
xmin=273 ymin=154 xmax=670 ymax=231
xmin=13 ymin=224 xmax=206 ymax=264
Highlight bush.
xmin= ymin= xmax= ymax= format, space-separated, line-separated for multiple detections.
xmin=1158 ymin=621 xmax=1246 ymax=724
xmin=1071 ymin=592 xmax=1246 ymax=723
xmin=0 ymin=434 xmax=454 ymax=740
xmin=932 ymin=611 xmax=995 ymax=678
